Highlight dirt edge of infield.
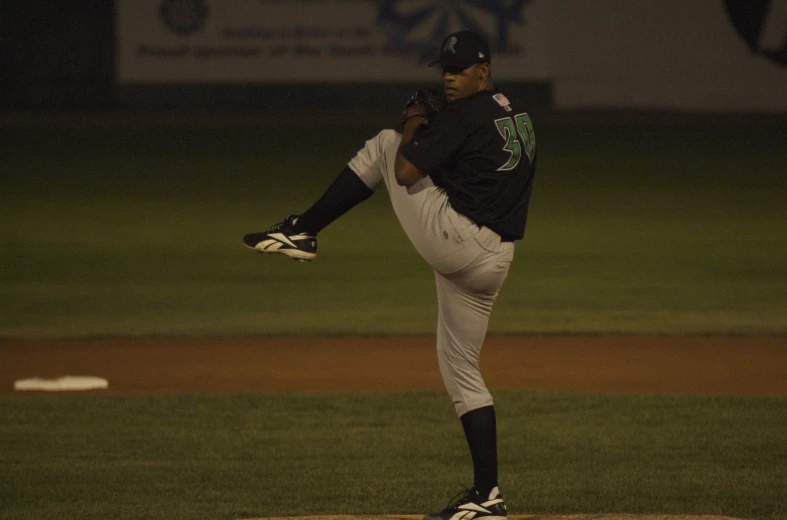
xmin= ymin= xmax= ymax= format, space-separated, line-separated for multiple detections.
xmin=247 ymin=515 xmax=745 ymax=520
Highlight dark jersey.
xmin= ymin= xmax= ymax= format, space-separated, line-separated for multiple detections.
xmin=401 ymin=89 xmax=537 ymax=240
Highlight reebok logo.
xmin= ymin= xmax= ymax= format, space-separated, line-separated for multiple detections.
xmin=268 ymin=232 xmax=298 ymax=248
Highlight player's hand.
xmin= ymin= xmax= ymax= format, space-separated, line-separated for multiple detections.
xmin=403 ymin=115 xmax=429 ymax=140
xmin=400 ymin=88 xmax=446 ymax=127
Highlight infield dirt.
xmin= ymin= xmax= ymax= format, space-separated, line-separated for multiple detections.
xmin=2 ymin=335 xmax=785 ymax=396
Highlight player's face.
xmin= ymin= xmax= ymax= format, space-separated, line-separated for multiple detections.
xmin=442 ymin=63 xmax=489 ymax=102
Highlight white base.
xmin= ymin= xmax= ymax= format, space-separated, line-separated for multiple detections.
xmin=14 ymin=376 xmax=109 ymax=392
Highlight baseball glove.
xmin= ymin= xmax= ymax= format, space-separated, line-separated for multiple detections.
xmin=400 ymin=88 xmax=446 ymax=126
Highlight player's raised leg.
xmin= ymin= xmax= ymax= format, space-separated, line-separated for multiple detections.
xmin=242 ymin=163 xmax=377 ymax=261
xmin=242 ymin=215 xmax=318 ymax=261
xmin=356 ymin=129 xmax=490 ymax=275
xmin=242 ymin=121 xmax=440 ymax=263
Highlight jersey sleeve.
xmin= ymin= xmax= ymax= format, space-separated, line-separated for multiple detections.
xmin=400 ymin=108 xmax=467 ymax=176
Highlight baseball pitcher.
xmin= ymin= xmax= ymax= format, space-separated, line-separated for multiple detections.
xmin=243 ymin=30 xmax=537 ymax=520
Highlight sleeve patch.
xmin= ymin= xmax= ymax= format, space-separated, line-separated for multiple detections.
xmin=493 ymin=94 xmax=510 ymax=106
xmin=493 ymin=93 xmax=512 ymax=112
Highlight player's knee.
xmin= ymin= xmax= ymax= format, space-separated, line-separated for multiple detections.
xmin=375 ymin=129 xmax=401 ymax=152
xmin=454 ymin=392 xmax=494 ymax=417
xmin=378 ymin=128 xmax=398 ymax=141
xmin=438 ymin=353 xmax=492 ymax=416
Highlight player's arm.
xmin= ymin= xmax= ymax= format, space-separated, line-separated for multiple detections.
xmin=394 ymin=116 xmax=428 ymax=186
xmin=399 ymin=104 xmax=466 ymax=185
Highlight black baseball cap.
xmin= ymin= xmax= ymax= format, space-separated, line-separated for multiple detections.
xmin=428 ymin=30 xmax=491 ymax=70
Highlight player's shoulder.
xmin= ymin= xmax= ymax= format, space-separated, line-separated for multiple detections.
xmin=434 ymin=93 xmax=490 ymax=128
xmin=433 ymin=90 xmax=529 ymax=132
xmin=449 ymin=90 xmax=525 ymax=117
xmin=429 ymin=98 xmax=470 ymax=128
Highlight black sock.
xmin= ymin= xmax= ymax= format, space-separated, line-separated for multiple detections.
xmin=460 ymin=405 xmax=498 ymax=498
xmin=293 ymin=166 xmax=374 ymax=235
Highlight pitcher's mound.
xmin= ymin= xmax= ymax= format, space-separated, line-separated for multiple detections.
xmin=250 ymin=515 xmax=743 ymax=520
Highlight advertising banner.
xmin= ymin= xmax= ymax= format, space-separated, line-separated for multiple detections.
xmin=116 ymin=0 xmax=786 ymax=111
xmin=116 ymin=0 xmax=550 ymax=83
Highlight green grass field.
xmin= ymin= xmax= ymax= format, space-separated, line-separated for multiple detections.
xmin=2 ymin=115 xmax=786 ymax=520
xmin=2 ymin=390 xmax=786 ymax=520
xmin=2 ymin=116 xmax=786 ymax=337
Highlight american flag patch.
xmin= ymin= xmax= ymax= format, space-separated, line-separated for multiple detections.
xmin=493 ymin=93 xmax=510 ymax=107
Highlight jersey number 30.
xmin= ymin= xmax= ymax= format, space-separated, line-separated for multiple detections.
xmin=494 ymin=113 xmax=536 ymax=171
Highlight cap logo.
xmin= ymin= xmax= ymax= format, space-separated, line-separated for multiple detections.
xmin=443 ymin=36 xmax=458 ymax=54
xmin=479 ymin=52 xmax=484 ymax=58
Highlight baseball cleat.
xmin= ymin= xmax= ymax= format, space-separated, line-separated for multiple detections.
xmin=424 ymin=486 xmax=507 ymax=520
xmin=242 ymin=215 xmax=317 ymax=261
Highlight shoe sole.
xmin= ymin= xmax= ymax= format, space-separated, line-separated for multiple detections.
xmin=242 ymin=241 xmax=316 ymax=261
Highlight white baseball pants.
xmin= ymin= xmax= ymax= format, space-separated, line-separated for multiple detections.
xmin=347 ymin=130 xmax=514 ymax=416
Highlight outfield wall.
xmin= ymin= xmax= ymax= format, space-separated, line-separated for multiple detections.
xmin=2 ymin=0 xmax=785 ymax=112
xmin=543 ymin=0 xmax=787 ymax=112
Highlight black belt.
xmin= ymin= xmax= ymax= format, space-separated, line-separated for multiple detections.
xmin=472 ymin=220 xmax=515 ymax=242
